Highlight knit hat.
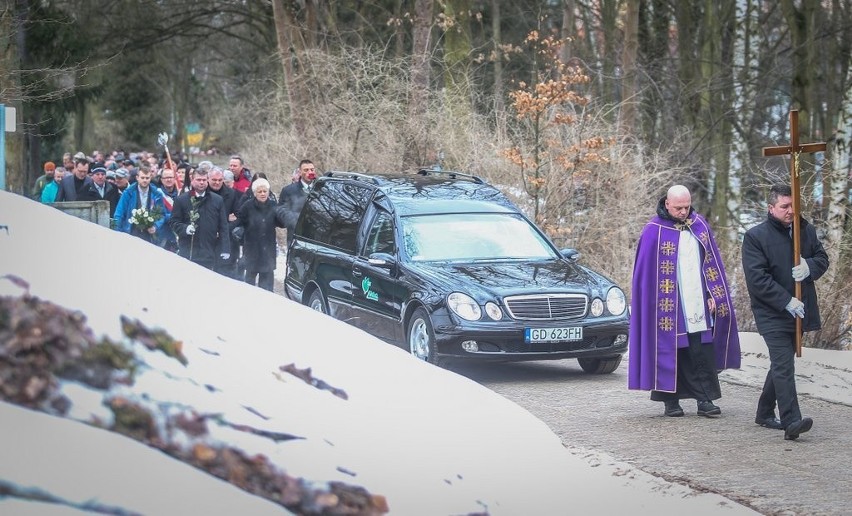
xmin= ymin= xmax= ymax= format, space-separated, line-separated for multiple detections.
xmin=44 ymin=161 xmax=56 ymax=171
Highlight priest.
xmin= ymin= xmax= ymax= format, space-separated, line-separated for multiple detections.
xmin=628 ymin=185 xmax=741 ymax=417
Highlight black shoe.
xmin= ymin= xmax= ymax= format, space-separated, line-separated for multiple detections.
xmin=664 ymin=400 xmax=684 ymax=417
xmin=697 ymin=400 xmax=721 ymax=417
xmin=784 ymin=417 xmax=813 ymax=440
xmin=755 ymin=416 xmax=784 ymax=430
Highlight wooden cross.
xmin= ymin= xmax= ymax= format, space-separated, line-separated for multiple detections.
xmin=762 ymin=109 xmax=826 ymax=357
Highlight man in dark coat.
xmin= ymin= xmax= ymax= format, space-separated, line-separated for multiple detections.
xmin=207 ymin=165 xmax=241 ymax=278
xmin=55 ymin=157 xmax=91 ymax=202
xmin=80 ymin=164 xmax=120 ymax=217
xmin=278 ymin=159 xmax=317 ymax=247
xmin=742 ymin=184 xmax=829 ymax=440
xmin=168 ymin=167 xmax=230 ymax=270
xmin=628 ymin=185 xmax=741 ymax=418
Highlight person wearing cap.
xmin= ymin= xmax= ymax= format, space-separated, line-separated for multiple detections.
xmin=81 ymin=163 xmax=120 ymax=217
xmin=113 ymin=167 xmax=130 ymax=195
xmin=31 ymin=161 xmax=57 ymax=200
xmin=55 ymin=156 xmax=92 ymax=202
xmin=278 ymin=159 xmax=317 ymax=247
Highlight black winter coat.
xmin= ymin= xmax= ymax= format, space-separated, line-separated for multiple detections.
xmin=168 ymin=191 xmax=230 ymax=267
xmin=742 ymin=214 xmax=829 ymax=334
xmin=80 ymin=181 xmax=120 ymax=217
xmin=236 ymin=198 xmax=286 ymax=272
xmin=278 ymin=181 xmax=309 ymax=245
xmin=55 ymin=174 xmax=92 ymax=202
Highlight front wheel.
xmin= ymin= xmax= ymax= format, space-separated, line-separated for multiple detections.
xmin=308 ymin=289 xmax=328 ymax=314
xmin=407 ymin=307 xmax=446 ymax=366
xmin=577 ymin=355 xmax=622 ymax=374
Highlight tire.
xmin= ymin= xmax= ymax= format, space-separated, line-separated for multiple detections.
xmin=577 ymin=355 xmax=622 ymax=374
xmin=308 ymin=289 xmax=328 ymax=314
xmin=407 ymin=307 xmax=445 ymax=366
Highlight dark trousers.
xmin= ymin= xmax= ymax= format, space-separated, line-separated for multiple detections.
xmin=651 ymin=332 xmax=721 ymax=403
xmin=246 ymin=270 xmax=274 ymax=292
xmin=757 ymin=331 xmax=801 ymax=427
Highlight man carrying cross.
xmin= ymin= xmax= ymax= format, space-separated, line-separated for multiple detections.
xmin=742 ymin=110 xmax=830 ymax=440
xmin=742 ymin=184 xmax=829 ymax=440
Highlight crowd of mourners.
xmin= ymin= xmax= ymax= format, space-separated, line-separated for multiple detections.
xmin=30 ymin=149 xmax=318 ymax=292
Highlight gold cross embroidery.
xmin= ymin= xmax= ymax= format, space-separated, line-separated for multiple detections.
xmin=706 ymin=267 xmax=719 ymax=282
xmin=658 ymin=298 xmax=674 ymax=312
xmin=660 ymin=260 xmax=675 ymax=275
xmin=717 ymin=303 xmax=730 ymax=318
xmin=661 ymin=241 xmax=676 ymax=256
xmin=660 ymin=279 xmax=675 ymax=294
xmin=659 ymin=317 xmax=674 ymax=332
xmin=712 ymin=284 xmax=725 ymax=299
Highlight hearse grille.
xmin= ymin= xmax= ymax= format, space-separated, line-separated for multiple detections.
xmin=504 ymin=293 xmax=588 ymax=321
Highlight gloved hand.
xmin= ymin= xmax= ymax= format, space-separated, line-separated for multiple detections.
xmin=220 ymin=253 xmax=230 ymax=260
xmin=785 ymin=297 xmax=805 ymax=319
xmin=792 ymin=256 xmax=810 ymax=281
xmin=186 ymin=225 xmax=196 ymax=236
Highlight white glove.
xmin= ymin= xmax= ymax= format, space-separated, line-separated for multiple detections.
xmin=220 ymin=253 xmax=230 ymax=260
xmin=785 ymin=297 xmax=805 ymax=319
xmin=792 ymin=256 xmax=810 ymax=281
xmin=186 ymin=225 xmax=196 ymax=236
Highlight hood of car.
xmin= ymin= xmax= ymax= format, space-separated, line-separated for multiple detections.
xmin=408 ymin=259 xmax=612 ymax=299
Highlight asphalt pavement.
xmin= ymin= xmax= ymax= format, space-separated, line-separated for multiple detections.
xmin=451 ymin=359 xmax=852 ymax=516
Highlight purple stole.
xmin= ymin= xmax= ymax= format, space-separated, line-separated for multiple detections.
xmin=628 ymin=213 xmax=741 ymax=392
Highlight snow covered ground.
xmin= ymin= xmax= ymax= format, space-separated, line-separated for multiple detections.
xmin=3 ymin=190 xmax=848 ymax=514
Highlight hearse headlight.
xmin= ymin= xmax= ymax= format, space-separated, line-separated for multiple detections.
xmin=485 ymin=302 xmax=503 ymax=321
xmin=448 ymin=292 xmax=482 ymax=321
xmin=590 ymin=298 xmax=604 ymax=317
xmin=606 ymin=287 xmax=627 ymax=315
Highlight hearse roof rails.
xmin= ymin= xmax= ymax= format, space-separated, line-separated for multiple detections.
xmin=324 ymin=170 xmax=381 ymax=184
xmin=416 ymin=167 xmax=484 ymax=183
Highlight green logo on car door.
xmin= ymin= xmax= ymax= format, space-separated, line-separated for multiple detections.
xmin=362 ymin=277 xmax=379 ymax=301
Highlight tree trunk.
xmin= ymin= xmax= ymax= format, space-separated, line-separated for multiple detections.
xmin=271 ymin=0 xmax=309 ymax=140
xmin=1 ymin=0 xmax=24 ymax=193
xmin=442 ymin=0 xmax=473 ymax=115
xmin=619 ymin=0 xmax=639 ymax=137
xmin=403 ymin=0 xmax=433 ymax=169
xmin=491 ymin=0 xmax=504 ymax=139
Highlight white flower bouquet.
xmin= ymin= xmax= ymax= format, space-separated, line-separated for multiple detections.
xmin=129 ymin=206 xmax=163 ymax=231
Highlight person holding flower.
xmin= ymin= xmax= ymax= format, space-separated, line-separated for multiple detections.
xmin=113 ymin=165 xmax=169 ymax=243
xmin=168 ymin=166 xmax=230 ymax=270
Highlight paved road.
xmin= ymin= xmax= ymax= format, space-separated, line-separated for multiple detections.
xmin=450 ymin=359 xmax=852 ymax=516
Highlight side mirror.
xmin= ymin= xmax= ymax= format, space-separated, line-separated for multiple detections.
xmin=561 ymin=248 xmax=581 ymax=261
xmin=368 ymin=252 xmax=397 ymax=269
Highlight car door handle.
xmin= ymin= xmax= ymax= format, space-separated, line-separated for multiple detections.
xmin=352 ymin=268 xmax=363 ymax=277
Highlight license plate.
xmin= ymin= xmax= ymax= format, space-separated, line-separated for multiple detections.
xmin=525 ymin=326 xmax=583 ymax=343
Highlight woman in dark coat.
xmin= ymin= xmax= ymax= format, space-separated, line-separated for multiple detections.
xmin=233 ymin=178 xmax=286 ymax=291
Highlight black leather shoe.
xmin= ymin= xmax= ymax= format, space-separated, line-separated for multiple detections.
xmin=697 ymin=400 xmax=721 ymax=417
xmin=755 ymin=416 xmax=783 ymax=430
xmin=784 ymin=417 xmax=813 ymax=440
xmin=664 ymin=400 xmax=684 ymax=417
